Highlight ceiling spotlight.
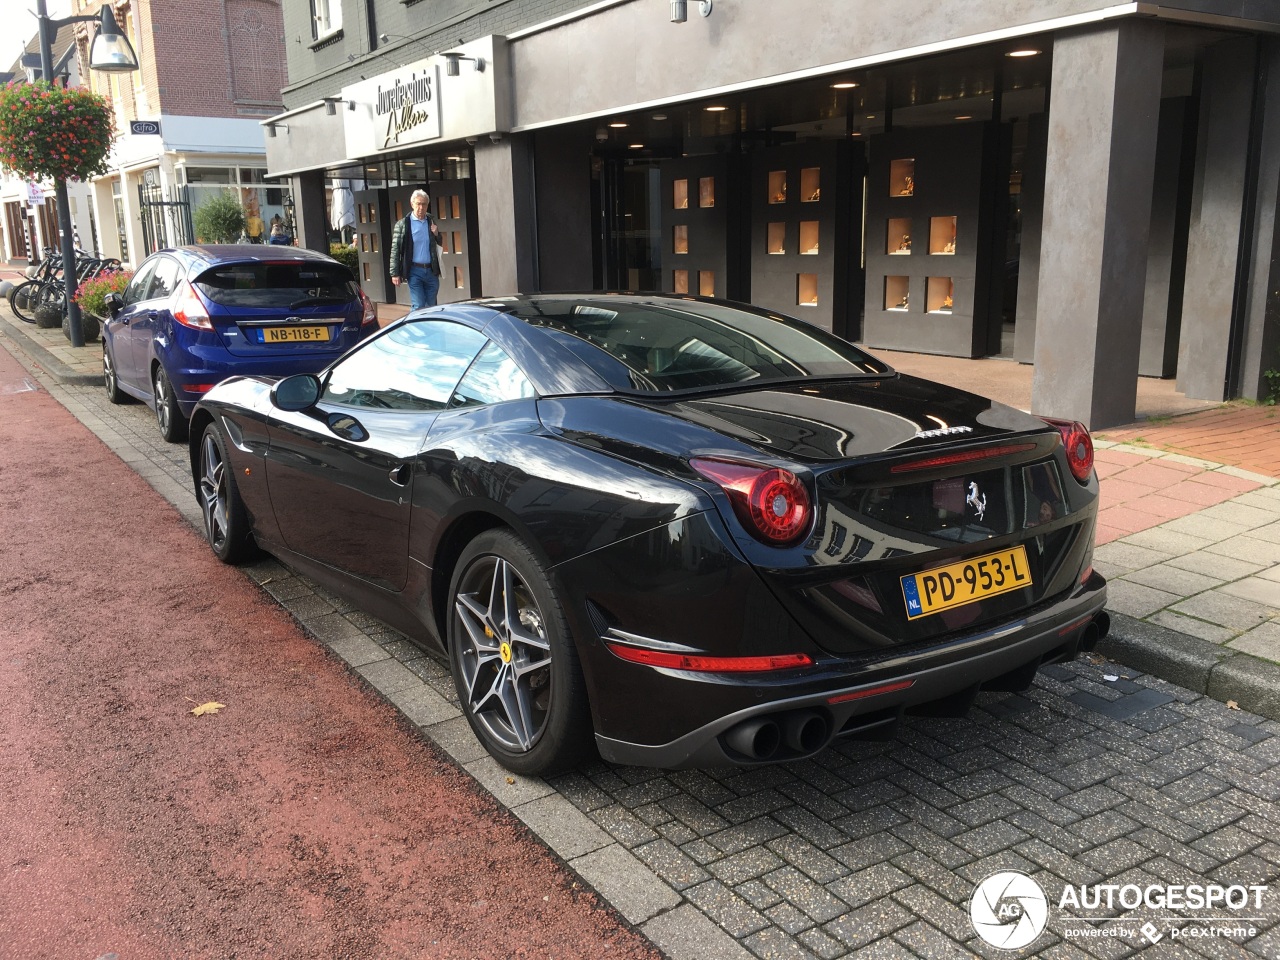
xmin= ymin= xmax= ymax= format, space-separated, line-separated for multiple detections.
xmin=629 ymin=143 xmax=645 ymax=149
xmin=652 ymin=114 xmax=667 ymax=120
xmin=955 ymin=115 xmax=972 ymax=120
xmin=1006 ymin=48 xmax=1041 ymax=57
xmin=704 ymin=105 xmax=727 ymax=112
xmin=831 ymin=81 xmax=859 ymax=90
xmin=609 ymin=121 xmax=629 ymax=128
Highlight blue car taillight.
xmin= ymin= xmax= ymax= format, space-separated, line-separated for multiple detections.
xmin=173 ymin=281 xmax=213 ymax=331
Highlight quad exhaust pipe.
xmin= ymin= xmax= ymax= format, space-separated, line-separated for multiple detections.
xmin=724 ymin=710 xmax=830 ymax=761
xmin=722 ymin=613 xmax=1110 ymax=762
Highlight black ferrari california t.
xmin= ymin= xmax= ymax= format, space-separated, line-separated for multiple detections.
xmin=189 ymin=294 xmax=1108 ymax=776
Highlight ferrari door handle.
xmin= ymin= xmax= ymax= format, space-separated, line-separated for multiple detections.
xmin=389 ymin=464 xmax=411 ymax=486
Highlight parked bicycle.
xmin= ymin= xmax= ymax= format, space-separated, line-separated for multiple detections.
xmin=8 ymin=250 xmax=123 ymax=323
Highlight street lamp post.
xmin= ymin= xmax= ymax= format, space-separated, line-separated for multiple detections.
xmin=36 ymin=0 xmax=138 ymax=348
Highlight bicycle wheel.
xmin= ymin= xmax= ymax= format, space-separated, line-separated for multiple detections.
xmin=8 ymin=281 xmax=41 ymax=323
xmin=39 ymin=281 xmax=66 ymax=314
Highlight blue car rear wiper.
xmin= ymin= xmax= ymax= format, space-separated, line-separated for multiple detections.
xmin=288 ymin=296 xmax=349 ymax=308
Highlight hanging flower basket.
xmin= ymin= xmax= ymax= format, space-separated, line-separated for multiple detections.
xmin=0 ymin=81 xmax=116 ymax=182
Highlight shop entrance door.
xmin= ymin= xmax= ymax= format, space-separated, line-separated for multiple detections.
xmin=600 ymin=160 xmax=662 ymax=292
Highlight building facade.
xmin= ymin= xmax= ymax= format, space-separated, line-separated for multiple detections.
xmin=73 ymin=0 xmax=288 ymax=262
xmin=268 ymin=0 xmax=1280 ymax=428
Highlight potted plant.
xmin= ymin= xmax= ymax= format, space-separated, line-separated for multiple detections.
xmin=329 ymin=242 xmax=358 ymax=273
xmin=193 ymin=192 xmax=247 ymax=243
xmin=73 ymin=269 xmax=133 ymax=342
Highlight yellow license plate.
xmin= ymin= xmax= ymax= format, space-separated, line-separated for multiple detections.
xmin=264 ymin=325 xmax=330 ymax=343
xmin=901 ymin=545 xmax=1032 ymax=620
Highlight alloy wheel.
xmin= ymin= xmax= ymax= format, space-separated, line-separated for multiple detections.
xmin=453 ymin=555 xmax=553 ymax=754
xmin=154 ymin=368 xmax=171 ymax=434
xmin=199 ymin=432 xmax=229 ymax=552
xmin=103 ymin=345 xmax=115 ymax=393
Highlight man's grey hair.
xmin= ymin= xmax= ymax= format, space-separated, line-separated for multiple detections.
xmin=410 ymin=188 xmax=430 ymax=203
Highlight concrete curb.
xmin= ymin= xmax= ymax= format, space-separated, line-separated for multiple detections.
xmin=1099 ymin=611 xmax=1280 ymax=721
xmin=0 ymin=307 xmax=101 ymax=386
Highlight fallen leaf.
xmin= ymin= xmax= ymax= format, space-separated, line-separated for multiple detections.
xmin=506 ymin=777 xmax=515 ymax=785
xmin=1227 ymin=700 xmax=1241 ymax=710
xmin=190 ymin=701 xmax=226 ymax=716
xmin=1103 ymin=674 xmax=1120 ymax=682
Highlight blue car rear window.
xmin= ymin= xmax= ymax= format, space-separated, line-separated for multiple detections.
xmin=194 ymin=262 xmax=357 ymax=309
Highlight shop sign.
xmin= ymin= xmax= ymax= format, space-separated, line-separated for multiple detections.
xmin=373 ymin=67 xmax=440 ymax=149
xmin=130 ymin=120 xmax=161 ymax=135
xmin=343 ymin=60 xmax=442 ymax=155
xmin=26 ymin=181 xmax=43 ymax=206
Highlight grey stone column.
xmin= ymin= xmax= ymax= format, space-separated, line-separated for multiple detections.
xmin=291 ymin=170 xmax=328 ymax=254
xmin=1177 ymin=36 xmax=1261 ymax=401
xmin=1231 ymin=37 xmax=1280 ymax=404
xmin=1031 ymin=21 xmax=1164 ymax=428
xmin=473 ymin=135 xmax=538 ymax=295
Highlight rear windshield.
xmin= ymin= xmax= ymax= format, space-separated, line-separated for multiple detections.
xmin=194 ymin=261 xmax=358 ymax=308
xmin=503 ymin=297 xmax=890 ymax=393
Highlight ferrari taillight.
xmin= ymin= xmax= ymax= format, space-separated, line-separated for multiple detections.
xmin=605 ymin=644 xmax=813 ymax=672
xmin=691 ymin=457 xmax=812 ymax=546
xmin=1042 ymin=417 xmax=1094 ymax=483
xmin=359 ymin=288 xmax=378 ymax=329
xmin=172 ymin=281 xmax=213 ymax=331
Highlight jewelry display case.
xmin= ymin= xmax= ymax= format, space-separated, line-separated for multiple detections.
xmin=863 ymin=124 xmax=992 ymax=356
xmin=930 ymin=216 xmax=957 ymax=255
xmin=768 ymin=170 xmax=787 ymax=204
xmin=673 ymin=224 xmax=689 ymax=255
xmin=797 ymin=273 xmax=818 ymax=307
xmin=885 ymin=276 xmax=910 ymax=311
xmin=888 ymin=218 xmax=911 ymax=254
xmin=799 ymin=221 xmax=819 ymax=255
xmin=801 ymin=167 xmax=821 ymax=203
xmin=748 ymin=140 xmax=862 ymax=337
xmin=661 ymin=155 xmax=734 ymax=301
xmin=928 ymin=276 xmax=954 ymax=313
xmin=767 ymin=222 xmax=786 ymax=255
xmin=890 ymin=159 xmax=915 ymax=197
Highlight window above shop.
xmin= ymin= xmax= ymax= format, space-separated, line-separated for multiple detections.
xmin=311 ymin=0 xmax=342 ymax=41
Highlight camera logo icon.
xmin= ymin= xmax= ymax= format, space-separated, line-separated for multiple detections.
xmin=970 ymin=871 xmax=1050 ymax=949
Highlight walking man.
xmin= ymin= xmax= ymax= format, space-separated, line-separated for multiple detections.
xmin=389 ymin=188 xmax=442 ymax=309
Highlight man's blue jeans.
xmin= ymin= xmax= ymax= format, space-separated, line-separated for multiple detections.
xmin=407 ymin=264 xmax=440 ymax=309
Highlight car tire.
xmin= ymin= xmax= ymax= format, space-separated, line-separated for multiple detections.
xmin=153 ymin=365 xmax=188 ymax=443
xmin=448 ymin=529 xmax=594 ymax=776
xmin=197 ymin=422 xmax=257 ymax=564
xmin=103 ymin=342 xmax=130 ymax=404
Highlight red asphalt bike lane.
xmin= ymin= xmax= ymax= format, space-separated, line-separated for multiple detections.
xmin=0 ymin=341 xmax=663 ymax=959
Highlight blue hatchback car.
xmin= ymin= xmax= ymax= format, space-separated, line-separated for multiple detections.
xmin=101 ymin=245 xmax=378 ymax=442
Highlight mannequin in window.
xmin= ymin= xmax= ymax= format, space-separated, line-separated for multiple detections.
xmin=243 ymin=191 xmax=264 ymax=243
